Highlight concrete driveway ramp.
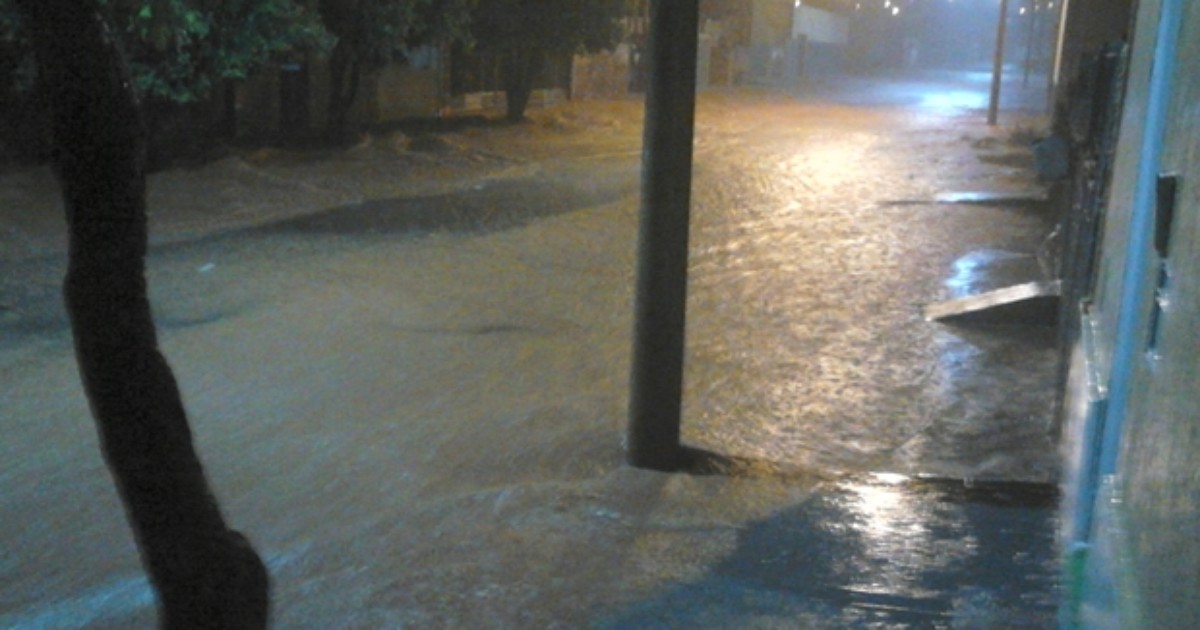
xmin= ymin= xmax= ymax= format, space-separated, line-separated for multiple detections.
xmin=925 ymin=280 xmax=1061 ymax=326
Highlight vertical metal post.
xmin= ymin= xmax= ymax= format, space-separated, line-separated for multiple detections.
xmin=627 ymin=0 xmax=700 ymax=471
xmin=988 ymin=0 xmax=1011 ymax=125
xmin=1022 ymin=4 xmax=1038 ymax=89
xmin=1048 ymin=0 xmax=1072 ymax=112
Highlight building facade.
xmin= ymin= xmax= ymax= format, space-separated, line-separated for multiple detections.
xmin=1055 ymin=0 xmax=1200 ymax=626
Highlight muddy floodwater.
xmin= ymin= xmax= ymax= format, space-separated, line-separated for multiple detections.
xmin=1 ymin=74 xmax=1060 ymax=627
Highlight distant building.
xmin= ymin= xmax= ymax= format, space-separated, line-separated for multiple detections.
xmin=741 ymin=0 xmax=850 ymax=87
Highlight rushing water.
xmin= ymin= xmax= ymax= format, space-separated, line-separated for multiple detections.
xmin=1 ymin=77 xmax=1060 ymax=627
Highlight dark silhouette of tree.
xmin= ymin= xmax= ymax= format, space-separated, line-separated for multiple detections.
xmin=15 ymin=1 xmax=269 ymax=627
xmin=471 ymin=0 xmax=625 ymax=122
xmin=0 ymin=0 xmax=326 ymax=102
xmin=2 ymin=0 xmax=326 ymax=159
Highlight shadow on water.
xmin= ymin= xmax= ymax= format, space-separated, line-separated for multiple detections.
xmin=0 ymin=171 xmax=636 ymax=346
xmin=0 ymin=296 xmax=250 ymax=350
xmin=599 ymin=475 xmax=1060 ymax=629
xmin=253 ymin=174 xmax=635 ymax=238
xmin=635 ymin=445 xmax=832 ymax=482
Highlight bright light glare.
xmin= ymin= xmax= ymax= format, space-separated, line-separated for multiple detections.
xmin=921 ymin=89 xmax=986 ymax=114
xmin=854 ymin=484 xmax=908 ymax=536
xmin=892 ymin=6 xmax=900 ymax=15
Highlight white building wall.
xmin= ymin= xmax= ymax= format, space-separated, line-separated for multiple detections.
xmin=792 ymin=6 xmax=849 ymax=45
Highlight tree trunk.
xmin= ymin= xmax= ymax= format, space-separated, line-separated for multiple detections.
xmin=16 ymin=2 xmax=270 ymax=627
xmin=222 ymin=78 xmax=239 ymax=139
xmin=325 ymin=39 xmax=361 ymax=141
xmin=503 ymin=47 xmax=542 ymax=122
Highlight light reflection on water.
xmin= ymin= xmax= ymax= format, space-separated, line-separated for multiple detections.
xmin=946 ymin=249 xmax=1033 ymax=298
xmin=634 ymin=475 xmax=1063 ymax=627
xmin=921 ymin=89 xmax=987 ymax=112
xmin=838 ymin=474 xmax=945 ymax=600
xmin=684 ymin=125 xmax=936 ymax=470
xmin=779 ymin=136 xmax=869 ymax=186
xmin=826 ymin=475 xmax=1058 ymax=617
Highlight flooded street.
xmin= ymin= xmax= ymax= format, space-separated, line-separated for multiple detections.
xmin=684 ymin=92 xmax=1058 ymax=481
xmin=2 ymin=75 xmax=1060 ymax=627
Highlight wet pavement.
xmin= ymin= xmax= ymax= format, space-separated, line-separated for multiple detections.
xmin=1 ymin=72 xmax=1061 ymax=627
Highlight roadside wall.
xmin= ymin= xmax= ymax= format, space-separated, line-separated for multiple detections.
xmin=791 ymin=5 xmax=848 ymax=82
xmin=571 ymin=46 xmax=632 ymax=101
xmin=748 ymin=0 xmax=793 ymax=83
xmin=371 ymin=63 xmax=443 ymax=121
xmin=234 ymin=54 xmax=442 ymax=140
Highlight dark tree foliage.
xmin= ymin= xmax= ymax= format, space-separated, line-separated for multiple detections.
xmin=1 ymin=0 xmax=326 ymax=160
xmin=15 ymin=0 xmax=269 ymax=626
xmin=0 ymin=1 xmax=46 ymax=160
xmin=471 ymin=0 xmax=625 ymax=121
xmin=0 ymin=0 xmax=325 ymax=103
xmin=120 ymin=0 xmax=326 ymax=104
xmin=317 ymin=0 xmax=472 ymax=140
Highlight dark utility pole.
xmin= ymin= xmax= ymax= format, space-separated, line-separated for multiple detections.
xmin=988 ymin=0 xmax=1011 ymax=125
xmin=627 ymin=0 xmax=700 ymax=471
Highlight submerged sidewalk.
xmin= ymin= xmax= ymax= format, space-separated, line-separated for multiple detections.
xmin=601 ymin=475 xmax=1059 ymax=628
